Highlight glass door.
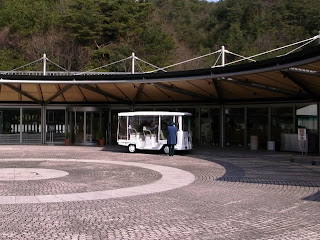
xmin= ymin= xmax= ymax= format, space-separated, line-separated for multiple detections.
xmin=225 ymin=107 xmax=245 ymax=147
xmin=70 ymin=111 xmax=85 ymax=144
xmin=68 ymin=109 xmax=106 ymax=145
xmin=247 ymin=107 xmax=268 ymax=149
xmin=46 ymin=109 xmax=65 ymax=143
xmin=85 ymin=112 xmax=101 ymax=144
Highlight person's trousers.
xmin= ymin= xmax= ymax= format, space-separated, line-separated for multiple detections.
xmin=168 ymin=144 xmax=175 ymax=156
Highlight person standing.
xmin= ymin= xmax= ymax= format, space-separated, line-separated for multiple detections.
xmin=167 ymin=122 xmax=177 ymax=156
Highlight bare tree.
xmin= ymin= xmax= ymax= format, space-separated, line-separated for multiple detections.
xmin=0 ymin=27 xmax=9 ymax=48
xmin=25 ymin=30 xmax=80 ymax=71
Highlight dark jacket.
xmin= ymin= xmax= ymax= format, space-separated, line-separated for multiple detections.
xmin=167 ymin=125 xmax=177 ymax=145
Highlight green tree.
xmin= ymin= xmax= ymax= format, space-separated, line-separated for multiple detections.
xmin=99 ymin=0 xmax=151 ymax=43
xmin=138 ymin=27 xmax=176 ymax=66
xmin=0 ymin=48 xmax=26 ymax=71
xmin=60 ymin=0 xmax=105 ymax=45
xmin=0 ymin=0 xmax=58 ymax=36
xmin=226 ymin=22 xmax=246 ymax=54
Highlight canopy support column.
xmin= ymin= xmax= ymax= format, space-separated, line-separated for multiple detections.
xmin=221 ymin=46 xmax=225 ymax=67
xmin=43 ymin=54 xmax=47 ymax=76
xmin=131 ymin=52 xmax=135 ymax=74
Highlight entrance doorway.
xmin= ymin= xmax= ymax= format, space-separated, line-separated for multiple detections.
xmin=67 ymin=107 xmax=106 ymax=145
xmin=46 ymin=109 xmax=66 ymax=144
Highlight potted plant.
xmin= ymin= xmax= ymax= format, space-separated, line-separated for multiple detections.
xmin=97 ymin=131 xmax=105 ymax=146
xmin=64 ymin=132 xmax=71 ymax=146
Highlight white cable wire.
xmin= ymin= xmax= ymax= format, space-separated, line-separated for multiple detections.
xmin=2 ymin=35 xmax=319 ymax=76
xmin=135 ymin=57 xmax=166 ymax=72
xmin=225 ymin=36 xmax=319 ymax=66
xmin=46 ymin=58 xmax=69 ymax=72
xmin=4 ymin=58 xmax=43 ymax=73
xmin=278 ymin=38 xmax=317 ymax=57
xmin=135 ymin=60 xmax=144 ymax=73
xmin=75 ymin=57 xmax=131 ymax=75
xmin=212 ymin=52 xmax=222 ymax=68
xmin=226 ymin=50 xmax=256 ymax=62
xmin=147 ymin=49 xmax=222 ymax=73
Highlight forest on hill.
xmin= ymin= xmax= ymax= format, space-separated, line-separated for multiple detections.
xmin=0 ymin=0 xmax=319 ymax=72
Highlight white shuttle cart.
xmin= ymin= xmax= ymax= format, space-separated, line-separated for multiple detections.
xmin=117 ymin=111 xmax=192 ymax=153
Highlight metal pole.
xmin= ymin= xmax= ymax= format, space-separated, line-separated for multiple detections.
xmin=293 ymin=106 xmax=296 ymax=133
xmin=318 ymin=102 xmax=320 ymax=154
xmin=42 ymin=104 xmax=46 ymax=144
xmin=244 ymin=106 xmax=247 ymax=148
xmin=131 ymin=52 xmax=135 ymax=74
xmin=108 ymin=110 xmax=112 ymax=145
xmin=268 ymin=106 xmax=271 ymax=141
xmin=220 ymin=104 xmax=225 ymax=148
xmin=43 ymin=53 xmax=47 ymax=76
xmin=20 ymin=108 xmax=23 ymax=144
xmin=197 ymin=107 xmax=201 ymax=146
xmin=221 ymin=46 xmax=225 ymax=67
xmin=84 ymin=112 xmax=86 ymax=144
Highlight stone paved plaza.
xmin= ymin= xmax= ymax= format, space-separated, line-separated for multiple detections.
xmin=0 ymin=145 xmax=319 ymax=240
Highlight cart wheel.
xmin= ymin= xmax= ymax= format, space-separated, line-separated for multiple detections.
xmin=163 ymin=145 xmax=169 ymax=154
xmin=128 ymin=144 xmax=136 ymax=153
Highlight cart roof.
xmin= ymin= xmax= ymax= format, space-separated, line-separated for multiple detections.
xmin=118 ymin=111 xmax=192 ymax=117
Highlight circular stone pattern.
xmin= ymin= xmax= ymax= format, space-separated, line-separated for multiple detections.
xmin=0 ymin=159 xmax=195 ymax=205
xmin=0 ymin=168 xmax=69 ymax=181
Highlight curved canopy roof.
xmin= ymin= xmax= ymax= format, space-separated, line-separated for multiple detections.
xmin=0 ymin=44 xmax=320 ymax=105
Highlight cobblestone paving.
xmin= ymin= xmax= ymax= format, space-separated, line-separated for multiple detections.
xmin=0 ymin=161 xmax=161 ymax=195
xmin=0 ymin=145 xmax=319 ymax=239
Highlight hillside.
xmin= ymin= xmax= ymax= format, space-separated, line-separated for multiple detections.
xmin=0 ymin=0 xmax=319 ymax=72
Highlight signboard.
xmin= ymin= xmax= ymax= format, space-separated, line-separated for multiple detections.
xmin=298 ymin=128 xmax=307 ymax=141
xmin=298 ymin=128 xmax=307 ymax=155
xmin=48 ymin=125 xmax=56 ymax=132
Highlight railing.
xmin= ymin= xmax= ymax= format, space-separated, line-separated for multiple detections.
xmin=0 ymin=71 xmax=130 ymax=76
xmin=0 ymin=134 xmax=20 ymax=144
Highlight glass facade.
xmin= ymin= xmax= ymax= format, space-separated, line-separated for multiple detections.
xmin=0 ymin=102 xmax=319 ymax=152
xmin=111 ymin=109 xmax=129 ymax=144
xmin=22 ymin=108 xmax=42 ymax=144
xmin=86 ymin=112 xmax=105 ymax=143
xmin=46 ymin=109 xmax=65 ymax=143
xmin=177 ymin=108 xmax=198 ymax=145
xmin=247 ymin=107 xmax=268 ymax=149
xmin=296 ymin=104 xmax=318 ymax=152
xmin=200 ymin=108 xmax=211 ymax=146
xmin=296 ymin=104 xmax=317 ymax=133
xmin=68 ymin=110 xmax=106 ymax=145
xmin=200 ymin=108 xmax=220 ymax=146
xmin=225 ymin=107 xmax=245 ymax=147
xmin=0 ymin=108 xmax=20 ymax=144
xmin=21 ymin=108 xmax=42 ymax=144
xmin=271 ymin=107 xmax=294 ymax=142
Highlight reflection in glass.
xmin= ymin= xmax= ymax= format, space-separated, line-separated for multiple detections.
xmin=118 ymin=116 xmax=127 ymax=140
xmin=225 ymin=108 xmax=244 ymax=147
xmin=271 ymin=107 xmax=293 ymax=142
xmin=247 ymin=107 xmax=268 ymax=148
xmin=296 ymin=104 xmax=318 ymax=152
xmin=70 ymin=111 xmax=84 ymax=144
xmin=200 ymin=108 xmax=220 ymax=146
xmin=177 ymin=108 xmax=197 ymax=144
xmin=296 ymin=104 xmax=317 ymax=133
